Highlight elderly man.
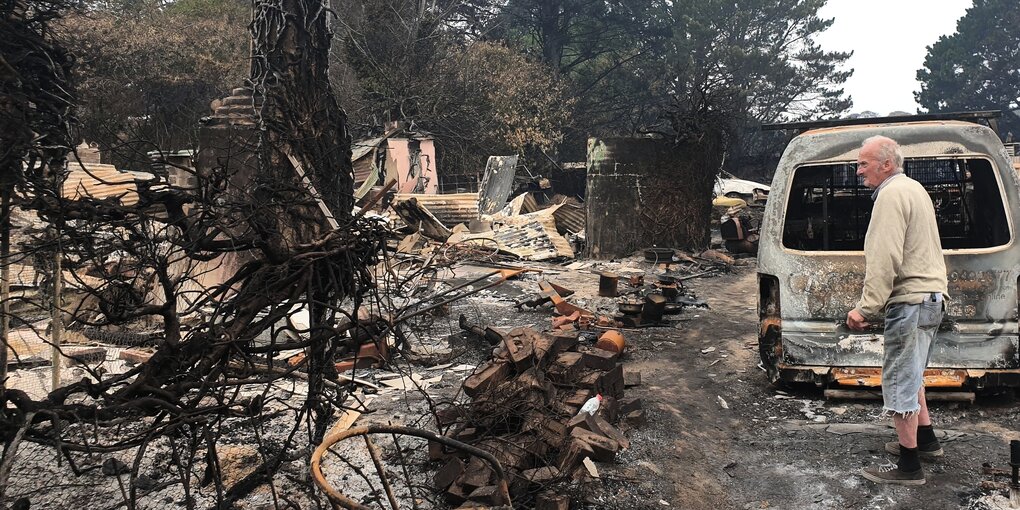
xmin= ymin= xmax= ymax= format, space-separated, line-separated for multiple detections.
xmin=846 ymin=135 xmax=949 ymax=485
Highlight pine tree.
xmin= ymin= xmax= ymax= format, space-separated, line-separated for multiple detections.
xmin=916 ymin=0 xmax=1020 ymax=137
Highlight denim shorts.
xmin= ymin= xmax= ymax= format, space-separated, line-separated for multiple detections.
xmin=881 ymin=295 xmax=944 ymax=415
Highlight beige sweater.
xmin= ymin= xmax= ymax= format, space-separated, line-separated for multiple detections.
xmin=854 ymin=174 xmax=949 ymax=319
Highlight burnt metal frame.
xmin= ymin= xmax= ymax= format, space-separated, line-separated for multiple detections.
xmin=762 ymin=110 xmax=1002 ymax=133
xmin=781 ymin=157 xmax=1008 ymax=251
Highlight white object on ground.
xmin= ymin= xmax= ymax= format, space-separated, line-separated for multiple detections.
xmin=577 ymin=394 xmax=603 ymax=416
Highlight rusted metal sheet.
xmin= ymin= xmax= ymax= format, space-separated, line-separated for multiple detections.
xmin=451 ymin=206 xmax=574 ymax=261
xmin=549 ymin=195 xmax=585 ymax=235
xmin=758 ymin=121 xmax=1020 ymax=381
xmin=585 ymin=137 xmax=715 ymax=259
xmin=351 ymin=136 xmax=385 ymax=194
xmin=393 ymin=193 xmax=478 ymax=226
xmin=494 ymin=192 xmax=539 ymax=217
xmin=352 ymin=154 xmax=376 ymax=186
xmin=829 ymin=367 xmax=967 ymax=388
xmin=538 ymin=280 xmax=592 ymax=317
xmin=478 ymin=155 xmax=519 ymax=215
xmin=391 ymin=197 xmax=452 ymax=241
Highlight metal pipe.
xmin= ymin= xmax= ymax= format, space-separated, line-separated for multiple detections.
xmin=363 ymin=435 xmax=400 ymax=510
xmin=394 ymin=269 xmax=527 ymax=323
xmin=823 ymin=389 xmax=975 ymax=403
xmin=311 ymin=424 xmax=512 ymax=509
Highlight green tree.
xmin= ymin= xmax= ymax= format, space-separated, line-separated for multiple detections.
xmin=429 ymin=41 xmax=573 ymax=172
xmin=653 ymin=0 xmax=850 ymax=127
xmin=483 ymin=0 xmax=662 ymax=143
xmin=336 ymin=0 xmax=850 ymax=176
xmin=916 ymin=0 xmax=1020 ymax=137
xmin=479 ymin=0 xmax=850 ymax=171
xmin=61 ymin=0 xmax=249 ymax=165
xmin=652 ymin=0 xmax=851 ymax=178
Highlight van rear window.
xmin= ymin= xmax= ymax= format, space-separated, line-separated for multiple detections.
xmin=782 ymin=158 xmax=1011 ymax=251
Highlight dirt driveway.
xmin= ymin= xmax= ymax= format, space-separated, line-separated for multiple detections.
xmin=581 ymin=265 xmax=1020 ymax=510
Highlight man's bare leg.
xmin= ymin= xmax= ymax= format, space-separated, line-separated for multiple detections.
xmin=894 ymin=411 xmax=919 ymax=449
xmin=893 ymin=387 xmax=929 ymax=448
xmin=917 ymin=386 xmax=931 ymax=427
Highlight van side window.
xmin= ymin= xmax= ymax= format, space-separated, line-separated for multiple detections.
xmin=782 ymin=158 xmax=1011 ymax=251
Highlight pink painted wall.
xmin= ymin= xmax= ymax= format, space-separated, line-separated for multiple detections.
xmin=385 ymin=138 xmax=438 ymax=194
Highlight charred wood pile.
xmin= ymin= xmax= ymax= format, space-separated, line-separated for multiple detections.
xmin=431 ymin=326 xmax=645 ymax=509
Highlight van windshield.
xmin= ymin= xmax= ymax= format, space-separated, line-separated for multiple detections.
xmin=782 ymin=157 xmax=1011 ymax=251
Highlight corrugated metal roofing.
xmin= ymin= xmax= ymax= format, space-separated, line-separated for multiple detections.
xmin=552 ymin=202 xmax=585 ymax=235
xmin=353 ymin=154 xmax=376 ymax=185
xmin=351 ymin=137 xmax=386 ymax=162
xmin=450 ymin=206 xmax=574 ymax=261
xmin=393 ymin=193 xmax=479 ymax=226
xmin=62 ymin=163 xmax=141 ymax=206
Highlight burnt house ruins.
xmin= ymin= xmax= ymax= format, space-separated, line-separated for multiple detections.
xmin=3 ymin=0 xmax=1019 ymax=508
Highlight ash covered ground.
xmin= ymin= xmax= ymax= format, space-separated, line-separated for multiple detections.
xmin=4 ymin=259 xmax=1018 ymax=510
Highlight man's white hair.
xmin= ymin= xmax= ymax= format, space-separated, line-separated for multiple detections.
xmin=862 ymin=135 xmax=904 ymax=172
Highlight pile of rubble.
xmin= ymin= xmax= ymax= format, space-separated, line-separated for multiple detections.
xmin=512 ymin=272 xmax=708 ymax=334
xmin=390 ymin=190 xmax=583 ymax=262
xmin=430 ymin=325 xmax=643 ymax=509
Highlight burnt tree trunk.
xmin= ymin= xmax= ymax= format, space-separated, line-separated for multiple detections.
xmin=250 ymin=0 xmax=353 ymax=220
xmin=0 ymin=3 xmax=379 ymax=506
xmin=249 ymin=0 xmax=355 ymax=441
xmin=1 ymin=0 xmax=75 ymax=401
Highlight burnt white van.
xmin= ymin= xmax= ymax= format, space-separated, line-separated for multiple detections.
xmin=758 ymin=114 xmax=1020 ymax=391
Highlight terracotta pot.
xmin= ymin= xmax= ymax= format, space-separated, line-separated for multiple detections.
xmin=596 ymin=330 xmax=626 ymax=354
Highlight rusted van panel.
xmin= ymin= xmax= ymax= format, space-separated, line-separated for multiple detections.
xmin=758 ymin=121 xmax=1020 ymax=388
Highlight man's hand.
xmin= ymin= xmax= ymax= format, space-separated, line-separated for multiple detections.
xmin=846 ymin=309 xmax=869 ymax=331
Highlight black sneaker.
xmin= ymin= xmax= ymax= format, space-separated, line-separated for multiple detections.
xmin=885 ymin=441 xmax=943 ymax=459
xmin=861 ymin=464 xmax=925 ymax=485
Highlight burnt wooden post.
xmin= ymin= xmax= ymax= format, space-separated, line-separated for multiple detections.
xmin=0 ymin=188 xmax=9 ymax=398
